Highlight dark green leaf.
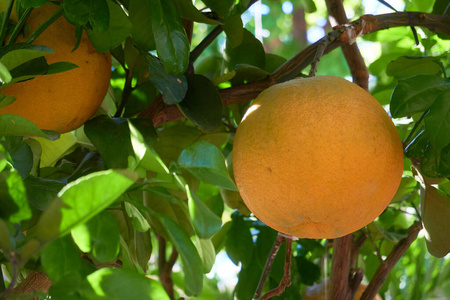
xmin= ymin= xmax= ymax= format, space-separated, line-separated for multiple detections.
xmin=230 ymin=64 xmax=270 ymax=85
xmin=41 ymin=235 xmax=84 ymax=282
xmin=24 ymin=176 xmax=65 ymax=211
xmin=421 ymin=143 xmax=450 ymax=178
xmin=433 ymin=0 xmax=450 ymax=14
xmin=19 ymin=0 xmax=48 ymax=8
xmin=129 ymin=229 xmax=152 ymax=272
xmin=8 ymin=140 xmax=33 ymax=178
xmin=158 ymin=214 xmax=203 ymax=296
xmin=9 ymin=56 xmax=49 ymax=83
xmin=225 ymin=213 xmax=253 ymax=267
xmin=178 ymin=141 xmax=237 ymax=191
xmin=296 ymin=255 xmax=321 ymax=285
xmin=144 ymin=53 xmax=188 ymax=105
xmin=222 ymin=14 xmax=244 ymax=48
xmin=0 ymin=45 xmax=53 ymax=70
xmin=424 ymin=90 xmax=450 ymax=150
xmin=173 ymin=0 xmax=221 ymax=25
xmin=46 ymin=62 xmax=79 ymax=75
xmin=85 ymin=268 xmax=152 ymax=300
xmin=405 ymin=130 xmax=429 ymax=158
xmin=71 ymin=211 xmax=120 ymax=263
xmin=390 ymin=75 xmax=449 ymax=118
xmin=150 ymin=0 xmax=189 ymax=75
xmin=235 ymin=253 xmax=261 ymax=300
xmin=386 ymin=56 xmax=443 ymax=79
xmin=87 ymin=0 xmax=132 ymax=52
xmin=264 ymin=53 xmax=287 ymax=73
xmin=225 ymin=28 xmax=265 ymax=71
xmin=202 ymin=0 xmax=235 ymax=17
xmin=0 ymin=219 xmax=12 ymax=252
xmin=63 ymin=0 xmax=109 ymax=32
xmin=0 ymin=170 xmax=31 ymax=223
xmin=84 ymin=116 xmax=134 ymax=169
xmin=178 ymin=74 xmax=222 ymax=132
xmin=421 ymin=183 xmax=450 ymax=257
xmin=128 ymin=0 xmax=156 ymax=51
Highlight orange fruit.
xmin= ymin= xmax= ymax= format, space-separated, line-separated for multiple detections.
xmin=0 ymin=2 xmax=111 ymax=133
xmin=233 ymin=76 xmax=403 ymax=239
xmin=303 ymin=279 xmax=382 ymax=300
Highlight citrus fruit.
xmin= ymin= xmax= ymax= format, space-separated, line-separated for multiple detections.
xmin=303 ymin=278 xmax=382 ymax=300
xmin=0 ymin=2 xmax=111 ymax=133
xmin=232 ymin=76 xmax=403 ymax=239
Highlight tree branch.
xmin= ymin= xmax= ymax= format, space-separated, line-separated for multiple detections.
xmin=141 ymin=12 xmax=449 ymax=127
xmin=360 ymin=221 xmax=423 ymax=300
xmin=325 ymin=0 xmax=369 ymax=90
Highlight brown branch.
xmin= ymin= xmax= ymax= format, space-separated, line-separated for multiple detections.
xmin=261 ymin=238 xmax=293 ymax=300
xmin=157 ymin=235 xmax=176 ymax=300
xmin=325 ymin=0 xmax=369 ymax=90
xmin=360 ymin=221 xmax=423 ymax=300
xmin=350 ymin=233 xmax=367 ymax=271
xmin=349 ymin=268 xmax=364 ymax=300
xmin=329 ymin=234 xmax=353 ymax=300
xmin=11 ymin=271 xmax=52 ymax=300
xmin=253 ymin=233 xmax=286 ymax=300
xmin=140 ymin=12 xmax=449 ymax=127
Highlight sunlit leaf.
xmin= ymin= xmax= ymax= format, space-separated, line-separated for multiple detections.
xmin=0 ymin=170 xmax=31 ymax=223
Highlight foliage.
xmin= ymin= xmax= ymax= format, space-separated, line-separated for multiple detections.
xmin=0 ymin=0 xmax=449 ymax=299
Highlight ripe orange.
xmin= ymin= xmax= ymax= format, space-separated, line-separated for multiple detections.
xmin=0 ymin=2 xmax=111 ymax=133
xmin=303 ymin=279 xmax=382 ymax=300
xmin=233 ymin=76 xmax=403 ymax=239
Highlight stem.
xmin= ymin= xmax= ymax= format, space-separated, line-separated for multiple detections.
xmin=189 ymin=25 xmax=223 ymax=65
xmin=25 ymin=6 xmax=63 ymax=44
xmin=360 ymin=221 xmax=423 ymax=300
xmin=253 ymin=233 xmax=286 ymax=300
xmin=7 ymin=8 xmax=33 ymax=45
xmin=157 ymin=235 xmax=176 ymax=300
xmin=329 ymin=234 xmax=353 ymax=300
xmin=402 ymin=110 xmax=428 ymax=149
xmin=261 ymin=238 xmax=293 ymax=300
xmin=114 ymin=68 xmax=134 ymax=118
xmin=0 ymin=0 xmax=14 ymax=46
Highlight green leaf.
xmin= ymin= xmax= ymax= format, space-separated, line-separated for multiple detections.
xmin=41 ymin=235 xmax=84 ymax=282
xmin=87 ymin=0 xmax=132 ymax=52
xmin=225 ymin=213 xmax=254 ymax=267
xmin=129 ymin=229 xmax=153 ymax=272
xmin=158 ymin=214 xmax=203 ymax=296
xmin=46 ymin=62 xmax=79 ymax=75
xmin=225 ymin=28 xmax=265 ymax=71
xmin=0 ymin=61 xmax=12 ymax=85
xmin=128 ymin=0 xmax=156 ymax=51
xmin=0 ymin=219 xmax=12 ymax=252
xmin=391 ymin=177 xmax=419 ymax=203
xmin=19 ymin=0 xmax=48 ymax=9
xmin=178 ymin=141 xmax=237 ymax=191
xmin=230 ymin=64 xmax=270 ymax=85
xmin=0 ymin=45 xmax=53 ymax=70
xmin=424 ymin=90 xmax=450 ymax=150
xmin=124 ymin=201 xmax=150 ymax=232
xmin=8 ymin=56 xmax=49 ymax=84
xmin=299 ymin=0 xmax=317 ymax=13
xmin=0 ymin=170 xmax=31 ymax=223
xmin=36 ymin=170 xmax=136 ymax=241
xmin=85 ymin=268 xmax=152 ymax=300
xmin=386 ymin=56 xmax=443 ymax=79
xmin=405 ymin=130 xmax=429 ymax=158
xmin=24 ymin=176 xmax=65 ymax=210
xmin=0 ymin=114 xmax=54 ymax=138
xmin=0 ymin=94 xmax=15 ymax=109
xmin=390 ymin=75 xmax=449 ymax=118
xmin=195 ymin=238 xmax=216 ymax=273
xmin=71 ymin=211 xmax=120 ymax=263
xmin=296 ymin=255 xmax=321 ymax=285
xmin=421 ymin=183 xmax=450 ymax=258
xmin=150 ymin=0 xmax=189 ymax=75
xmin=173 ymin=0 xmax=221 ymax=25
xmin=421 ymin=143 xmax=450 ymax=178
xmin=84 ymin=116 xmax=134 ymax=169
xmin=63 ymin=0 xmax=110 ymax=31
xmin=188 ymin=192 xmax=222 ymax=239
xmin=235 ymin=253 xmax=261 ymax=300
xmin=178 ymin=74 xmax=223 ymax=132
xmin=144 ymin=53 xmax=188 ymax=105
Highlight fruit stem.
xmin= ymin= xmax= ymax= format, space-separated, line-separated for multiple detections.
xmin=6 ymin=7 xmax=33 ymax=46
xmin=25 ymin=5 xmax=64 ymax=45
xmin=0 ymin=0 xmax=15 ymax=46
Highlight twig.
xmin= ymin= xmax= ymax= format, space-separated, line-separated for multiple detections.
xmin=360 ymin=221 xmax=423 ymax=300
xmin=0 ymin=0 xmax=14 ymax=46
xmin=349 ymin=268 xmax=364 ymax=299
xmin=308 ymin=40 xmax=327 ymax=77
xmin=261 ymin=238 xmax=293 ymax=300
xmin=402 ymin=110 xmax=428 ymax=149
xmin=329 ymin=234 xmax=353 ymax=300
xmin=253 ymin=233 xmax=286 ymax=300
xmin=325 ymin=0 xmax=369 ymax=90
xmin=114 ymin=68 xmax=134 ymax=117
xmin=157 ymin=235 xmax=176 ymax=300
xmin=189 ymin=26 xmax=223 ymax=65
xmin=140 ymin=12 xmax=449 ymax=126
xmin=350 ymin=233 xmax=367 ymax=271
xmin=0 ymin=253 xmax=19 ymax=300
xmin=25 ymin=6 xmax=64 ymax=44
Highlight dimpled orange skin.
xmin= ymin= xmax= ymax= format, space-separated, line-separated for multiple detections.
xmin=232 ymin=76 xmax=403 ymax=239
xmin=0 ymin=2 xmax=111 ymax=133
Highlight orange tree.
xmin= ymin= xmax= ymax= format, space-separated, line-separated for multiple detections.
xmin=0 ymin=0 xmax=449 ymax=299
